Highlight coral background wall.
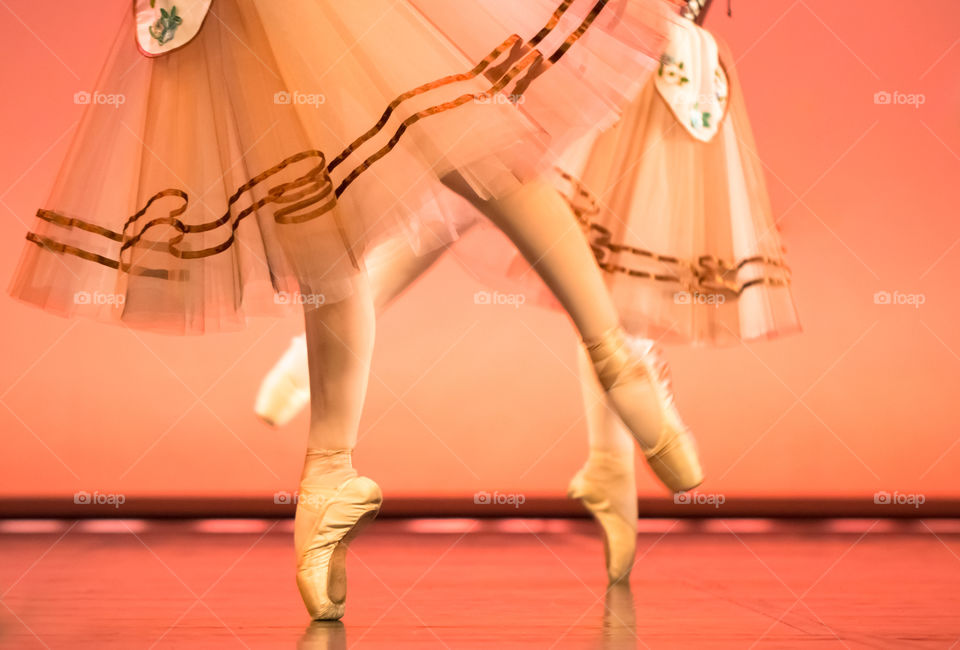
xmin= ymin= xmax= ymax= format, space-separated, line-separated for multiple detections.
xmin=1 ymin=0 xmax=958 ymax=504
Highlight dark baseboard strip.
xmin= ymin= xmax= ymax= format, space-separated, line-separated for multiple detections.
xmin=0 ymin=497 xmax=955 ymax=519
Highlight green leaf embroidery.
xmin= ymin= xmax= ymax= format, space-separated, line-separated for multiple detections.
xmin=149 ymin=4 xmax=184 ymax=46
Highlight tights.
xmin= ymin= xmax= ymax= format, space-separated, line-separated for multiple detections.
xmin=301 ymin=176 xmax=662 ymax=461
xmin=302 ymin=274 xmax=375 ymax=450
xmin=577 ymin=346 xmax=635 ymax=456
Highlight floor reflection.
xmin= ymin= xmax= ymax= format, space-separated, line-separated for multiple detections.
xmin=297 ymin=620 xmax=346 ymax=650
xmin=601 ymin=583 xmax=638 ymax=649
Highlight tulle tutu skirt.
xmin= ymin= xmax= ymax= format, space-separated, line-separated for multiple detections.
xmin=461 ymin=31 xmax=801 ymax=346
xmin=9 ymin=0 xmax=673 ymax=334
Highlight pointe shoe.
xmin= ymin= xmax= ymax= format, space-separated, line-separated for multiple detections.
xmin=295 ymin=476 xmax=382 ymax=620
xmin=585 ymin=326 xmax=704 ymax=493
xmin=255 ymin=335 xmax=310 ymax=427
xmin=568 ymin=452 xmax=637 ymax=584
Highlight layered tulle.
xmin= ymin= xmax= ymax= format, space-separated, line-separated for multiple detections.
xmin=458 ymin=32 xmax=801 ymax=345
xmin=9 ymin=0 xmax=675 ymax=334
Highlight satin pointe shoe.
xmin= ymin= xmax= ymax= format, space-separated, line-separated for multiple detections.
xmin=295 ymin=475 xmax=382 ymax=620
xmin=568 ymin=450 xmax=638 ymax=584
xmin=255 ymin=335 xmax=310 ymax=427
xmin=585 ymin=326 xmax=704 ymax=493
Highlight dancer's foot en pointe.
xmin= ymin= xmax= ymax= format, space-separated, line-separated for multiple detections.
xmin=568 ymin=450 xmax=637 ymax=584
xmin=570 ymin=342 xmax=638 ymax=585
xmin=571 ymin=335 xmax=701 ymax=583
xmin=256 ymin=239 xmax=453 ymax=429
xmin=295 ymin=449 xmax=382 ymax=620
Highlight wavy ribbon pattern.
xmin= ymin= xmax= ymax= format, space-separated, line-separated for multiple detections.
xmin=554 ymin=169 xmax=792 ymax=297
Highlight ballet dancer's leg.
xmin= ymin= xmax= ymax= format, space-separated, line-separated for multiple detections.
xmin=577 ymin=346 xmax=636 ymax=458
xmin=568 ymin=345 xmax=638 ymax=583
xmin=294 ymin=277 xmax=382 ymax=621
xmin=571 ymin=334 xmax=691 ymax=582
xmin=301 ymin=276 xmax=375 ymax=451
xmin=442 ymin=173 xmax=702 ymax=492
xmin=256 ymin=236 xmax=462 ymax=427
xmin=253 ymin=334 xmax=310 ymax=427
xmin=256 ymin=335 xmax=310 ymax=427
xmin=285 ymin=226 xmax=476 ymax=621
xmin=364 ymin=238 xmax=458 ymax=313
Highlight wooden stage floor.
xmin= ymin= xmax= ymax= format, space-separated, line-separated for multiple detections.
xmin=1 ymin=519 xmax=958 ymax=649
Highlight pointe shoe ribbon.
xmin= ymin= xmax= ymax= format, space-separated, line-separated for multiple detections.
xmin=584 ymin=326 xmax=704 ymax=493
xmin=585 ymin=325 xmax=650 ymax=391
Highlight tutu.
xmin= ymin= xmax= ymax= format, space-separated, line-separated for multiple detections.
xmin=460 ymin=18 xmax=801 ymax=345
xmin=8 ymin=0 xmax=675 ymax=335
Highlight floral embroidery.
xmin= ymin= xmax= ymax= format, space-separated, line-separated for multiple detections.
xmin=658 ymin=54 xmax=689 ymax=86
xmin=687 ymin=67 xmax=729 ymax=132
xmin=689 ymin=103 xmax=712 ymax=131
xmin=149 ymin=5 xmax=183 ymax=46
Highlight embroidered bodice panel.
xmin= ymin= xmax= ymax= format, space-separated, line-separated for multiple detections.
xmin=654 ymin=19 xmax=729 ymax=142
xmin=134 ymin=0 xmax=213 ymax=56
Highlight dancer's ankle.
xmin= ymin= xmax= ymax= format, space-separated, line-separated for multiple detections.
xmin=301 ymin=448 xmax=358 ymax=490
xmin=583 ymin=327 xmax=665 ymax=450
xmin=584 ymin=448 xmax=634 ymax=476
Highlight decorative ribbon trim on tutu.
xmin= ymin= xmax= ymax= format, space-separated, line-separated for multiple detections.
xmin=330 ymin=0 xmax=610 ymax=198
xmin=549 ymin=0 xmax=610 ymax=63
xmin=25 ymin=0 xmax=620 ymax=280
xmin=556 ymin=170 xmax=792 ymax=297
xmin=328 ymin=33 xmax=531 ymax=197
xmin=481 ymin=0 xmax=573 ymax=87
xmin=29 ymin=150 xmax=336 ymax=280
